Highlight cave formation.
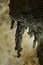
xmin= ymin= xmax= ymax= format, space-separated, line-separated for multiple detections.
xmin=9 ymin=0 xmax=43 ymax=65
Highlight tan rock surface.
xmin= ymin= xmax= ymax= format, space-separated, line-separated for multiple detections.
xmin=0 ymin=0 xmax=40 ymax=65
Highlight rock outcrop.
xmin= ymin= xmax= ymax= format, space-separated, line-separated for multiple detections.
xmin=0 ymin=0 xmax=40 ymax=65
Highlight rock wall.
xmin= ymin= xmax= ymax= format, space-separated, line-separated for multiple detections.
xmin=0 ymin=0 xmax=40 ymax=65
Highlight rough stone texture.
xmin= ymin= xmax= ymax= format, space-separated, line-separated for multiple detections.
xmin=37 ymin=39 xmax=43 ymax=65
xmin=0 ymin=0 xmax=40 ymax=65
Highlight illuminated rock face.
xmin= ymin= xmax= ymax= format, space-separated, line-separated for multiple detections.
xmin=9 ymin=0 xmax=43 ymax=58
xmin=0 ymin=0 xmax=43 ymax=65
xmin=9 ymin=0 xmax=43 ymax=65
xmin=0 ymin=0 xmax=39 ymax=65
